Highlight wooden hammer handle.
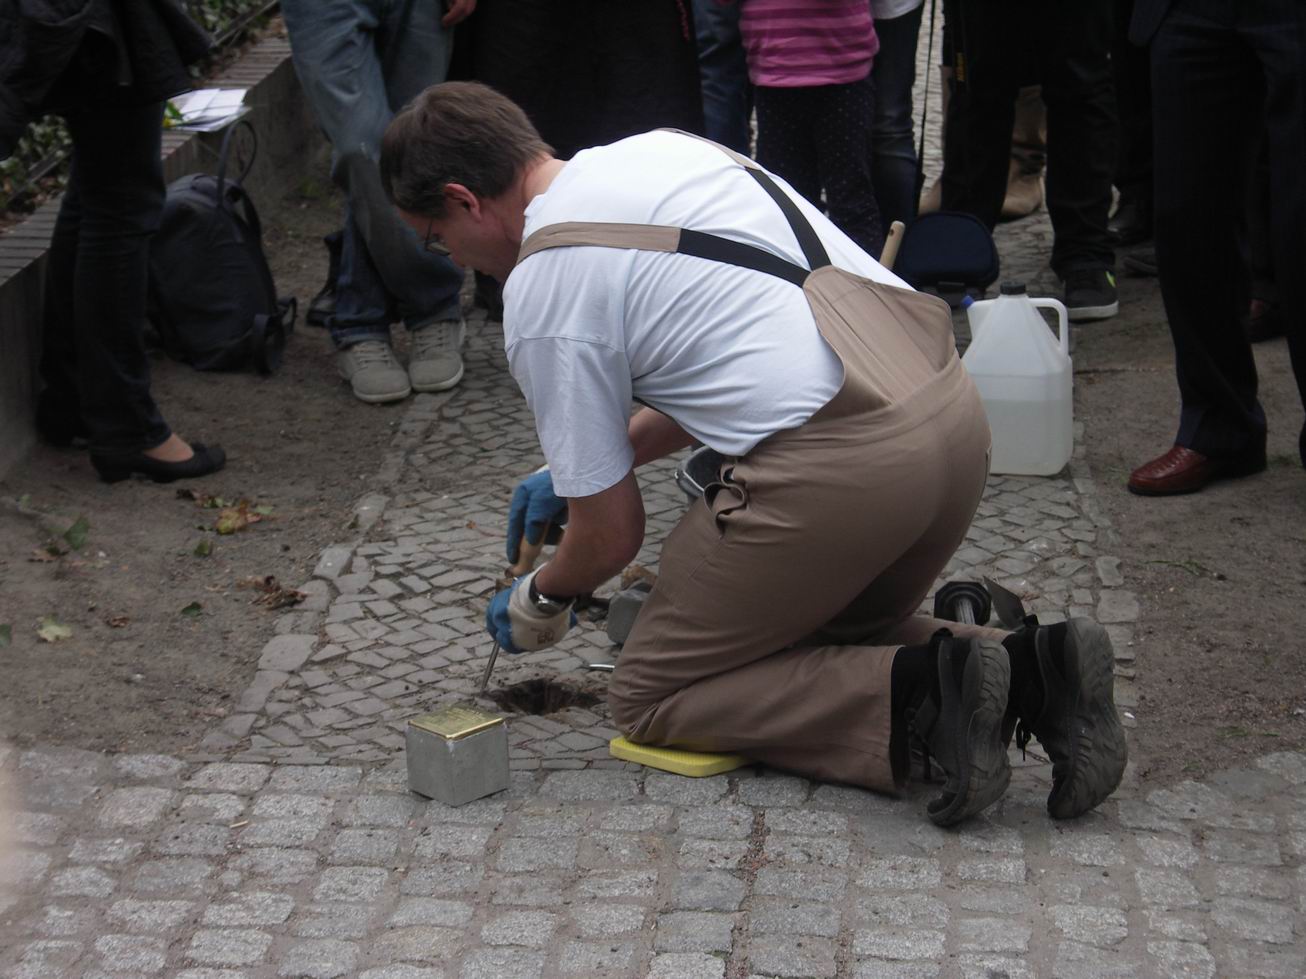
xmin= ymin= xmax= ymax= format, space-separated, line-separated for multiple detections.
xmin=507 ymin=522 xmax=551 ymax=578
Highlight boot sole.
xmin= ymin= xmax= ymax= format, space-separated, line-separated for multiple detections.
xmin=1048 ymin=619 xmax=1128 ymax=819
xmin=928 ymin=639 xmax=1012 ymax=827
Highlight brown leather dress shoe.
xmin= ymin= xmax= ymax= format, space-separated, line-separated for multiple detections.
xmin=1128 ymin=445 xmax=1266 ymax=496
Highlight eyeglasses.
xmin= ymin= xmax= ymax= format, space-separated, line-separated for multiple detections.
xmin=423 ymin=218 xmax=450 ymax=256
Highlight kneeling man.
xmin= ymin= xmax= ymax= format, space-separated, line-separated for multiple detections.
xmin=380 ymin=82 xmax=1127 ymax=824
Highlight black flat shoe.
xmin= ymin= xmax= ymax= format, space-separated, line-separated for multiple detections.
xmin=91 ymin=442 xmax=226 ymax=484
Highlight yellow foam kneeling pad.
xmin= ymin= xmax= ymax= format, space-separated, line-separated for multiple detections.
xmin=609 ymin=736 xmax=748 ymax=777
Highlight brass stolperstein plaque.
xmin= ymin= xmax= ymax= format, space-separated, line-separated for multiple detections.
xmin=409 ymin=705 xmax=504 ymax=741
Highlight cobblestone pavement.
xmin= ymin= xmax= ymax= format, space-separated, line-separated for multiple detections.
xmin=4 ymin=291 xmax=1305 ymax=977
xmin=3 ymin=38 xmax=1304 ymax=979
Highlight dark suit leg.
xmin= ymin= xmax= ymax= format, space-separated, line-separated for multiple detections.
xmin=1245 ymin=1 xmax=1306 ymax=465
xmin=1151 ymin=2 xmax=1266 ymax=458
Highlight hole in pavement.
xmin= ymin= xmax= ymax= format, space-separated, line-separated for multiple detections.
xmin=488 ymin=677 xmax=601 ymax=715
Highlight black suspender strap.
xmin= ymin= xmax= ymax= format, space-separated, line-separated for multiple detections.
xmin=672 ymin=158 xmax=832 ymax=286
xmin=743 ymin=168 xmax=832 ymax=271
xmin=676 ymin=229 xmax=811 ymax=287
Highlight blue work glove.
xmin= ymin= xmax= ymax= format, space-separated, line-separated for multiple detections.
xmin=506 ymin=469 xmax=568 ymax=564
xmin=485 ymin=568 xmax=577 ymax=654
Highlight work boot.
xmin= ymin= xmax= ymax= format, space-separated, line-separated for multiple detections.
xmin=474 ymin=272 xmax=505 ymax=321
xmin=908 ymin=632 xmax=1012 ymax=827
xmin=1108 ymin=194 xmax=1152 ymax=247
xmin=1001 ymin=86 xmax=1046 ymax=221
xmin=306 ymin=230 xmax=342 ymax=328
xmin=338 ymin=340 xmax=411 ymax=404
xmin=408 ymin=319 xmax=466 ymax=392
xmin=1001 ymin=160 xmax=1044 ymax=221
xmin=1122 ymin=246 xmax=1157 ymax=277
xmin=1003 ymin=618 xmax=1128 ymax=820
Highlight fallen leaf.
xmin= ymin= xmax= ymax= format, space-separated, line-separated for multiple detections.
xmin=178 ymin=489 xmax=229 ymax=509
xmin=29 ymin=547 xmax=60 ymax=563
xmin=237 ymin=575 xmax=305 ymax=609
xmin=193 ymin=539 xmax=213 ymax=558
xmin=180 ymin=602 xmax=203 ymax=618
xmin=253 ymin=504 xmax=275 ymax=516
xmin=0 ymin=624 xmax=10 ymax=647
xmin=63 ymin=514 xmax=90 ymax=551
xmin=37 ymin=616 xmax=72 ymax=642
xmin=105 ymin=615 xmax=129 ymax=628
xmin=215 ymin=501 xmax=264 ymax=535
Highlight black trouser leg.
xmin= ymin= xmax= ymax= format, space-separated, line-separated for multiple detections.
xmin=939 ymin=0 xmax=1016 ymax=230
xmin=1112 ymin=0 xmax=1153 ymax=206
xmin=37 ymin=176 xmax=83 ymax=429
xmin=1151 ymin=1 xmax=1266 ymax=457
xmin=1250 ymin=1 xmax=1306 ymax=460
xmin=755 ymin=85 xmax=822 ymax=205
xmin=1039 ymin=0 xmax=1116 ymax=274
xmin=45 ymin=101 xmax=171 ymax=455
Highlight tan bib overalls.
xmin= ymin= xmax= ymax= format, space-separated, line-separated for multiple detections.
xmin=517 ymin=138 xmax=1004 ymax=793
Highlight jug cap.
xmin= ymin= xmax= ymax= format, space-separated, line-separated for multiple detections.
xmin=999 ymin=281 xmax=1027 ymax=295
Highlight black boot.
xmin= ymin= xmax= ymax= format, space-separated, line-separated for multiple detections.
xmin=306 ymin=230 xmax=343 ymax=328
xmin=1003 ymin=619 xmax=1128 ymax=819
xmin=903 ymin=631 xmax=1012 ymax=827
xmin=474 ymin=272 xmax=504 ymax=321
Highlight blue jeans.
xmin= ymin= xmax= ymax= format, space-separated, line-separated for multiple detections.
xmin=869 ymin=4 xmax=924 ymax=229
xmin=281 ymin=0 xmax=463 ymax=348
xmin=692 ymin=0 xmax=752 ymax=154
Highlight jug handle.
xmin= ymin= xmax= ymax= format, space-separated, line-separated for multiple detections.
xmin=1031 ymin=298 xmax=1070 ymax=355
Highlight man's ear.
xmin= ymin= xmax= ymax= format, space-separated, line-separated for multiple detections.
xmin=443 ymin=182 xmax=480 ymax=216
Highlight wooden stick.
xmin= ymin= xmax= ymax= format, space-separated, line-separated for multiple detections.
xmin=506 ymin=524 xmax=551 ymax=578
xmin=880 ymin=220 xmax=906 ymax=271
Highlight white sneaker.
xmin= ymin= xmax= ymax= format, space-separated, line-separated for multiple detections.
xmin=409 ymin=319 xmax=465 ymax=392
xmin=337 ymin=340 xmax=411 ymax=403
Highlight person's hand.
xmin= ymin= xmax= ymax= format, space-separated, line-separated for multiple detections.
xmin=485 ymin=569 xmax=576 ymax=653
xmin=442 ymin=0 xmax=476 ymax=27
xmin=506 ymin=469 xmax=568 ymax=564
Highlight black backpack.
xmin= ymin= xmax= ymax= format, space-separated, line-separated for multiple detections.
xmin=893 ymin=210 xmax=1001 ymax=309
xmin=148 ymin=122 xmax=296 ymax=373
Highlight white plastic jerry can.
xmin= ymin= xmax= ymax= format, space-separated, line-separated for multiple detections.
xmin=962 ymin=281 xmax=1072 ymax=476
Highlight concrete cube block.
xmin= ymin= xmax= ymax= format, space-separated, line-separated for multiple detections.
xmin=406 ymin=707 xmax=509 ymax=807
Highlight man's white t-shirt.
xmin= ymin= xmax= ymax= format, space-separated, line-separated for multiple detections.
xmin=503 ymin=130 xmax=910 ymax=498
